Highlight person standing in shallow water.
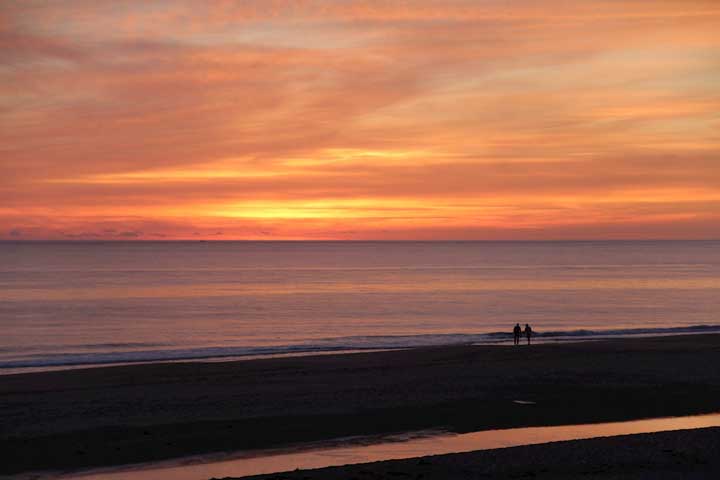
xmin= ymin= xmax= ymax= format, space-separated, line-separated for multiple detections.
xmin=524 ymin=324 xmax=533 ymax=345
xmin=513 ymin=323 xmax=522 ymax=345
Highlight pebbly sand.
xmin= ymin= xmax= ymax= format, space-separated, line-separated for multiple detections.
xmin=2 ymin=334 xmax=720 ymax=476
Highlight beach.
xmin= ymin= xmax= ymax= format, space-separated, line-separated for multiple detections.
xmin=2 ymin=334 xmax=720 ymax=476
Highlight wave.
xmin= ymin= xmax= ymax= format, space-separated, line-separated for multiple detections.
xmin=2 ymin=324 xmax=719 ymax=371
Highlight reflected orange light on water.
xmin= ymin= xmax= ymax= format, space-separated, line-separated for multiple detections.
xmin=7 ymin=276 xmax=720 ymax=303
xmin=60 ymin=413 xmax=720 ymax=480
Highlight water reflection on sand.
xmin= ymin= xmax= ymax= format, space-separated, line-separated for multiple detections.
xmin=57 ymin=412 xmax=720 ymax=480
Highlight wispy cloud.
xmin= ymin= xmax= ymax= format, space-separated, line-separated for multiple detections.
xmin=1 ymin=0 xmax=718 ymax=239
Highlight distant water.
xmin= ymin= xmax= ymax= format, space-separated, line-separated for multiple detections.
xmin=1 ymin=241 xmax=719 ymax=374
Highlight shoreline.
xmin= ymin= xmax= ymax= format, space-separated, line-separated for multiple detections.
xmin=3 ymin=325 xmax=719 ymax=376
xmin=0 ymin=348 xmax=404 ymax=377
xmin=45 ymin=413 xmax=720 ymax=480
xmin=236 ymin=427 xmax=720 ymax=480
xmin=2 ymin=334 xmax=720 ymax=476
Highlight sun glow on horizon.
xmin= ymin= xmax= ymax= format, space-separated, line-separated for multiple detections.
xmin=2 ymin=0 xmax=719 ymax=240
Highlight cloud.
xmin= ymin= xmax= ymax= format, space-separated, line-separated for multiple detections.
xmin=1 ymin=1 xmax=719 ymax=239
xmin=118 ymin=230 xmax=143 ymax=238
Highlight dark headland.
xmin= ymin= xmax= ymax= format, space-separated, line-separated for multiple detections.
xmin=2 ymin=334 xmax=720 ymax=477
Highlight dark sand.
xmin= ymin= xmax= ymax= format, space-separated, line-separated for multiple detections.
xmin=2 ymin=334 xmax=720 ymax=476
xmin=233 ymin=427 xmax=720 ymax=479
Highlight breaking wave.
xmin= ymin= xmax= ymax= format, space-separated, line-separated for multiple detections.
xmin=2 ymin=324 xmax=719 ymax=372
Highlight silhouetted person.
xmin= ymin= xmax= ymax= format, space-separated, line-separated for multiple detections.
xmin=524 ymin=324 xmax=533 ymax=345
xmin=513 ymin=323 xmax=521 ymax=345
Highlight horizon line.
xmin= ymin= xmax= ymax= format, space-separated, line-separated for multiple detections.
xmin=2 ymin=238 xmax=719 ymax=243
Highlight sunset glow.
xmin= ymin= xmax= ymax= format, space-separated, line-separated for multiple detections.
xmin=2 ymin=0 xmax=719 ymax=240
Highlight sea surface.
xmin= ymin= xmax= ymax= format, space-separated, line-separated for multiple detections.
xmin=1 ymin=240 xmax=719 ymax=374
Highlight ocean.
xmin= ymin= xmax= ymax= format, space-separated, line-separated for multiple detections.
xmin=1 ymin=240 xmax=719 ymax=374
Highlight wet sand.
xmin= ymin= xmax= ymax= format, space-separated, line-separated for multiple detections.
xmin=2 ymin=334 xmax=720 ymax=476
xmin=234 ymin=427 xmax=720 ymax=479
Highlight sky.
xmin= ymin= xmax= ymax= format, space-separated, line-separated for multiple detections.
xmin=2 ymin=0 xmax=719 ymax=240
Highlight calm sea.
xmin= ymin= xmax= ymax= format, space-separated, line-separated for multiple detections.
xmin=1 ymin=241 xmax=719 ymax=374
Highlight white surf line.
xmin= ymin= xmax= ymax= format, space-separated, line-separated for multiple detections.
xmin=42 ymin=412 xmax=720 ymax=480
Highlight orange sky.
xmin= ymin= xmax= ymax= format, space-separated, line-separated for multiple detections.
xmin=2 ymin=0 xmax=719 ymax=240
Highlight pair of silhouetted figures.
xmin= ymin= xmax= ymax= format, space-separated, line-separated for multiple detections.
xmin=513 ymin=323 xmax=533 ymax=345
